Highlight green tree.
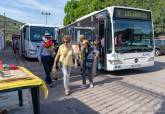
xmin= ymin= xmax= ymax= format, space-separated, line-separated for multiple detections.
xmin=64 ymin=0 xmax=79 ymax=25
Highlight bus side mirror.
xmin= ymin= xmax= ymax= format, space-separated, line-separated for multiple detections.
xmin=57 ymin=30 xmax=60 ymax=34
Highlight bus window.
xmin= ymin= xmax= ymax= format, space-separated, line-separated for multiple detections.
xmin=23 ymin=28 xmax=26 ymax=40
xmin=80 ymin=29 xmax=93 ymax=41
xmin=114 ymin=34 xmax=124 ymax=46
xmin=30 ymin=26 xmax=55 ymax=41
xmin=99 ymin=20 xmax=105 ymax=39
xmin=26 ymin=27 xmax=29 ymax=40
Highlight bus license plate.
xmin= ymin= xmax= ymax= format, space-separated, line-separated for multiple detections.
xmin=131 ymin=64 xmax=141 ymax=68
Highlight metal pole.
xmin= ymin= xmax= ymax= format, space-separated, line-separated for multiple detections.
xmin=46 ymin=15 xmax=47 ymax=25
xmin=3 ymin=13 xmax=6 ymax=50
xmin=42 ymin=12 xmax=51 ymax=25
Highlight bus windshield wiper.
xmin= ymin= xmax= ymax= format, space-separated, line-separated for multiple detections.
xmin=118 ymin=48 xmax=152 ymax=53
xmin=118 ymin=49 xmax=139 ymax=53
xmin=139 ymin=48 xmax=153 ymax=52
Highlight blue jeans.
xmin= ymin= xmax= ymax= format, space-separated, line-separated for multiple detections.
xmin=41 ymin=55 xmax=53 ymax=84
xmin=81 ymin=66 xmax=93 ymax=85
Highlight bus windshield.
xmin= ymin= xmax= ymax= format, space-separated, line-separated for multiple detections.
xmin=30 ymin=26 xmax=55 ymax=41
xmin=113 ymin=19 xmax=154 ymax=53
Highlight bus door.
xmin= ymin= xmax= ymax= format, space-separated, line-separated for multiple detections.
xmin=21 ymin=27 xmax=27 ymax=54
xmin=98 ymin=14 xmax=105 ymax=68
xmin=104 ymin=12 xmax=111 ymax=70
xmin=97 ymin=11 xmax=110 ymax=69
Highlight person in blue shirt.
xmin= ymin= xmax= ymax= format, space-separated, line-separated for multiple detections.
xmin=37 ymin=33 xmax=54 ymax=87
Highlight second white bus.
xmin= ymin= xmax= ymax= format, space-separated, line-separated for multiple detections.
xmin=19 ymin=24 xmax=58 ymax=58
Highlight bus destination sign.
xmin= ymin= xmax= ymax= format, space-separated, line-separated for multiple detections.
xmin=114 ymin=8 xmax=151 ymax=20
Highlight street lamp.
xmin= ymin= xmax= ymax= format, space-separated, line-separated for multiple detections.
xmin=3 ymin=13 xmax=6 ymax=49
xmin=42 ymin=12 xmax=51 ymax=25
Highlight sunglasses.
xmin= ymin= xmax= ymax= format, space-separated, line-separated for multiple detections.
xmin=64 ymin=41 xmax=69 ymax=43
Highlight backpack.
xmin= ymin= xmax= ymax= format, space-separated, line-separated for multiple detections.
xmin=85 ymin=47 xmax=95 ymax=68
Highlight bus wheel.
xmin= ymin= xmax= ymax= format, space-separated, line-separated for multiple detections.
xmin=155 ymin=49 xmax=160 ymax=56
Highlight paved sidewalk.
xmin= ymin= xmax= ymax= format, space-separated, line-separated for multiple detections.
xmin=0 ymin=48 xmax=17 ymax=64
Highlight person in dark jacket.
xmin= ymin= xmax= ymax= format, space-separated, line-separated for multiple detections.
xmin=81 ymin=40 xmax=99 ymax=88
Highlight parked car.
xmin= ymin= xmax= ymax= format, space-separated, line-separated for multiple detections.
xmin=154 ymin=38 xmax=165 ymax=56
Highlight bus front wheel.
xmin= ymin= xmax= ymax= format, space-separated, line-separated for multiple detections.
xmin=155 ymin=49 xmax=160 ymax=56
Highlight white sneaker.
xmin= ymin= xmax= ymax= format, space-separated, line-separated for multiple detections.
xmin=90 ymin=83 xmax=94 ymax=88
xmin=65 ymin=89 xmax=70 ymax=96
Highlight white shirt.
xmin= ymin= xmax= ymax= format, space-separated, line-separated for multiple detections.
xmin=37 ymin=42 xmax=51 ymax=61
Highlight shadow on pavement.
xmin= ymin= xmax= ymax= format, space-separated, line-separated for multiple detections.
xmin=94 ymin=76 xmax=123 ymax=86
xmin=98 ymin=60 xmax=165 ymax=77
xmin=144 ymin=61 xmax=165 ymax=72
xmin=41 ymin=98 xmax=99 ymax=114
xmin=70 ymin=75 xmax=123 ymax=93
xmin=156 ymin=99 xmax=165 ymax=114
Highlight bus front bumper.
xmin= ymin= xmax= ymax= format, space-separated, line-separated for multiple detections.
xmin=106 ymin=61 xmax=154 ymax=71
xmin=27 ymin=50 xmax=38 ymax=58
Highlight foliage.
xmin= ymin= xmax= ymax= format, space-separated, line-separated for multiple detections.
xmin=64 ymin=0 xmax=165 ymax=35
xmin=0 ymin=15 xmax=23 ymax=40
xmin=6 ymin=39 xmax=12 ymax=47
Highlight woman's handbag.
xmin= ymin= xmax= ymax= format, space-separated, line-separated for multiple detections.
xmin=51 ymin=67 xmax=58 ymax=80
xmin=57 ymin=61 xmax=63 ymax=68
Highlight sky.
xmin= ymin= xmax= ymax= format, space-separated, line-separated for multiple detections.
xmin=0 ymin=0 xmax=68 ymax=26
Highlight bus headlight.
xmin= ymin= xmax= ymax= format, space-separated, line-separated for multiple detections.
xmin=148 ymin=57 xmax=154 ymax=61
xmin=109 ymin=60 xmax=123 ymax=65
xmin=29 ymin=49 xmax=36 ymax=55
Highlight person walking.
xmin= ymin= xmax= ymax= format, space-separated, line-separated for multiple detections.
xmin=52 ymin=35 xmax=77 ymax=95
xmin=79 ymin=35 xmax=86 ymax=71
xmin=81 ymin=40 xmax=99 ymax=88
xmin=92 ymin=41 xmax=100 ymax=76
xmin=12 ymin=38 xmax=19 ymax=54
xmin=79 ymin=35 xmax=86 ymax=49
xmin=37 ymin=32 xmax=54 ymax=87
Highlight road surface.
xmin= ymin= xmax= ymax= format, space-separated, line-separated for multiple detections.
xmin=0 ymin=50 xmax=165 ymax=114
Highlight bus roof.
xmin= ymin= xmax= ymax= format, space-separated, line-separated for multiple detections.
xmin=20 ymin=23 xmax=57 ymax=29
xmin=61 ymin=6 xmax=151 ymax=29
xmin=76 ymin=6 xmax=151 ymax=22
xmin=76 ymin=10 xmax=100 ymax=22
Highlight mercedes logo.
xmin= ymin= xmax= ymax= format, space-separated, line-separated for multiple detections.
xmin=135 ymin=58 xmax=138 ymax=63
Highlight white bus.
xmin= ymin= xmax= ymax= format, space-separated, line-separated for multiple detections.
xmin=60 ymin=6 xmax=155 ymax=71
xmin=19 ymin=24 xmax=58 ymax=58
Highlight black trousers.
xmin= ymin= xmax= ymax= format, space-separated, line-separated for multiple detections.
xmin=41 ymin=55 xmax=53 ymax=84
